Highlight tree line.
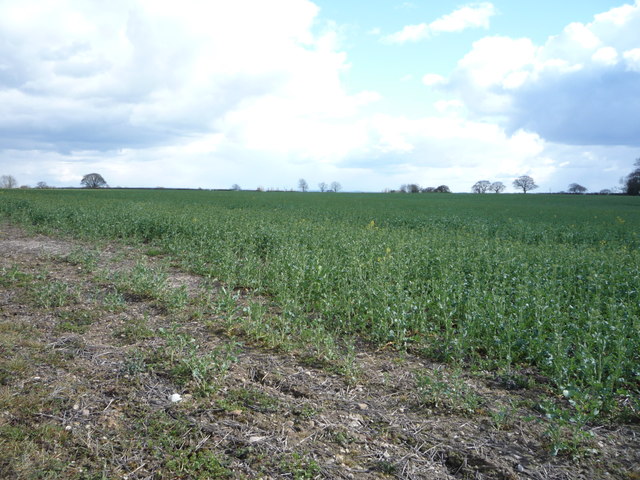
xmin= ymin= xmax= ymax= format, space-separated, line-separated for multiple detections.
xmin=295 ymin=179 xmax=342 ymax=192
xmin=2 ymin=159 xmax=640 ymax=194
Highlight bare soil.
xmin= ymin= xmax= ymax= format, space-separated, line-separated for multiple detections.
xmin=0 ymin=222 xmax=638 ymax=479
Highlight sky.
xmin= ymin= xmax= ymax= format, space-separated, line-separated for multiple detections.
xmin=1 ymin=0 xmax=639 ymax=192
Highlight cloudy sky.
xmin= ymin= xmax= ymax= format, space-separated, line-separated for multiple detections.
xmin=1 ymin=0 xmax=639 ymax=192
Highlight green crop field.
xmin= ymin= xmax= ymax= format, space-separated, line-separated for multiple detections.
xmin=1 ymin=188 xmax=639 ymax=418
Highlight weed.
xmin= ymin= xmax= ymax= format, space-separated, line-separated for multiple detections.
xmin=114 ymin=315 xmax=153 ymax=343
xmin=129 ymin=408 xmax=232 ymax=478
xmin=0 ymin=265 xmax=32 ymax=288
xmin=536 ymin=396 xmax=601 ymax=458
xmin=110 ymin=261 xmax=168 ymax=300
xmin=121 ymin=351 xmax=148 ymax=375
xmin=374 ymin=460 xmax=397 ymax=474
xmin=159 ymin=326 xmax=240 ymax=396
xmin=101 ymin=289 xmax=127 ymax=312
xmin=294 ymin=404 xmax=319 ymax=419
xmin=144 ymin=247 xmax=166 ymax=257
xmin=214 ymin=287 xmax=241 ymax=316
xmin=278 ymin=453 xmax=321 ymax=480
xmin=165 ymin=449 xmax=232 ymax=478
xmin=31 ymin=280 xmax=79 ymax=308
xmin=64 ymin=248 xmax=98 ymax=270
xmin=223 ymin=388 xmax=280 ymax=413
xmin=416 ymin=368 xmax=482 ymax=414
xmin=165 ymin=285 xmax=189 ymax=313
xmin=332 ymin=430 xmax=356 ymax=447
xmin=55 ymin=309 xmax=96 ymax=333
xmin=488 ymin=404 xmax=516 ymax=431
xmin=543 ymin=421 xmax=596 ymax=459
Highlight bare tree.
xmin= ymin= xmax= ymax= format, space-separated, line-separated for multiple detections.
xmin=408 ymin=183 xmax=421 ymax=193
xmin=0 ymin=175 xmax=17 ymax=188
xmin=513 ymin=175 xmax=538 ymax=194
xmin=81 ymin=173 xmax=108 ymax=189
xmin=298 ymin=178 xmax=309 ymax=192
xmin=36 ymin=181 xmax=49 ymax=189
xmin=231 ymin=184 xmax=241 ymax=191
xmin=434 ymin=185 xmax=451 ymax=193
xmin=489 ymin=181 xmax=506 ymax=194
xmin=567 ymin=183 xmax=587 ymax=194
xmin=472 ymin=180 xmax=491 ymax=193
xmin=399 ymin=184 xmax=408 ymax=193
xmin=318 ymin=182 xmax=328 ymax=192
xmin=330 ymin=181 xmax=342 ymax=192
xmin=624 ymin=158 xmax=640 ymax=195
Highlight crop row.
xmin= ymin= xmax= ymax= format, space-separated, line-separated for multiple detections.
xmin=1 ymin=189 xmax=638 ymax=417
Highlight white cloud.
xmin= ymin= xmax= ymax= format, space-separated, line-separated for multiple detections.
xmin=0 ymin=0 xmax=343 ymax=152
xmin=624 ymin=48 xmax=640 ymax=71
xmin=2 ymin=109 xmax=630 ymax=193
xmin=0 ymin=0 xmax=635 ymax=194
xmin=429 ymin=2 xmax=496 ymax=33
xmin=445 ymin=1 xmax=640 ymax=146
xmin=434 ymin=99 xmax=464 ymax=114
xmin=0 ymin=0 xmax=388 ymax=188
xmin=384 ymin=23 xmax=430 ymax=44
xmin=561 ymin=22 xmax=601 ymax=50
xmin=422 ymin=73 xmax=447 ymax=86
xmin=383 ymin=2 xmax=496 ymax=44
xmin=592 ymin=46 xmax=618 ymax=65
xmin=456 ymin=37 xmax=537 ymax=89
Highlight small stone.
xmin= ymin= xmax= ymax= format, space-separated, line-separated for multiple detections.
xmin=73 ymin=404 xmax=80 ymax=410
xmin=82 ymin=409 xmax=90 ymax=416
xmin=249 ymin=436 xmax=266 ymax=443
xmin=516 ymin=464 xmax=525 ymax=473
xmin=357 ymin=403 xmax=368 ymax=410
xmin=229 ymin=409 xmax=243 ymax=416
xmin=65 ymin=425 xmax=72 ymax=431
xmin=170 ymin=393 xmax=182 ymax=403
